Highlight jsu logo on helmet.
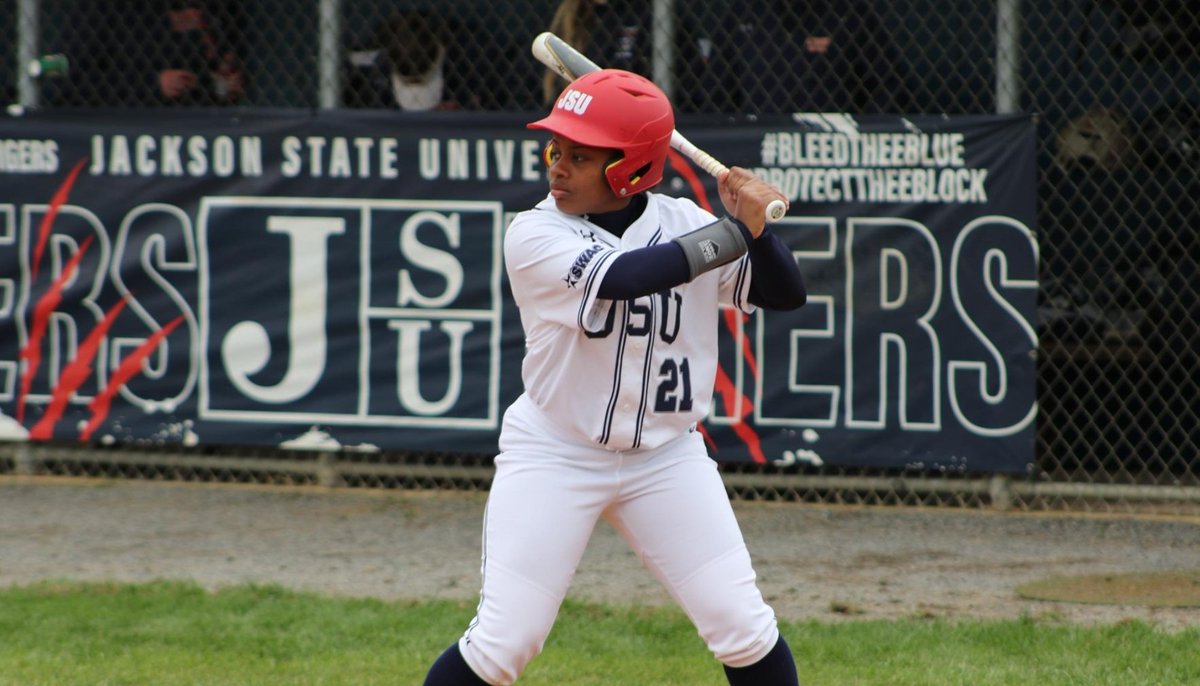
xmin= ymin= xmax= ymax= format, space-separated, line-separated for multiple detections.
xmin=556 ymin=89 xmax=593 ymax=115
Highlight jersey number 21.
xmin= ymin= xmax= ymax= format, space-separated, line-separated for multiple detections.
xmin=588 ymin=291 xmax=693 ymax=413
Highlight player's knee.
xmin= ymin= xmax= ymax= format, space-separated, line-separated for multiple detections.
xmin=459 ymin=559 xmax=569 ymax=684
xmin=707 ymin=617 xmax=780 ymax=667
xmin=460 ymin=595 xmax=556 ymax=686
xmin=695 ymin=600 xmax=780 ymax=667
xmin=674 ymin=548 xmax=781 ymax=666
xmin=460 ymin=632 xmax=546 ymax=686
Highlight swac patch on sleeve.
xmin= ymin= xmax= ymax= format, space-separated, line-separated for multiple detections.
xmin=563 ymin=244 xmax=605 ymax=288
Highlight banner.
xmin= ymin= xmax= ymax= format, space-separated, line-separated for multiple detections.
xmin=0 ymin=110 xmax=1037 ymax=472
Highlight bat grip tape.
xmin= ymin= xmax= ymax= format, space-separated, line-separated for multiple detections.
xmin=672 ymin=216 xmax=749 ymax=281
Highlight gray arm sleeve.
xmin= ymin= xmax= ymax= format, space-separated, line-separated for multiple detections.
xmin=672 ymin=216 xmax=750 ymax=281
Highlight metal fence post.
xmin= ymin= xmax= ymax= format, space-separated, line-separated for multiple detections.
xmin=988 ymin=474 xmax=1013 ymax=511
xmin=14 ymin=442 xmax=37 ymax=476
xmin=996 ymin=0 xmax=1022 ymax=113
xmin=316 ymin=452 xmax=341 ymax=488
xmin=317 ymin=0 xmax=342 ymax=109
xmin=652 ymin=0 xmax=676 ymax=99
xmin=16 ymin=0 xmax=41 ymax=111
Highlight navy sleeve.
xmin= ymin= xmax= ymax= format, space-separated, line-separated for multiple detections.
xmin=596 ymin=243 xmax=691 ymax=300
xmin=746 ymin=226 xmax=807 ymax=310
xmin=597 ymin=221 xmax=807 ymax=308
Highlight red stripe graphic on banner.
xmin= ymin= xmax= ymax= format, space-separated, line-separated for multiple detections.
xmin=82 ymin=315 xmax=184 ymax=441
xmin=665 ymin=150 xmax=767 ymax=462
xmin=17 ymin=234 xmax=94 ymax=423
xmin=29 ymin=295 xmax=129 ymax=440
xmin=666 ymin=149 xmax=714 ymax=213
xmin=709 ymin=310 xmax=767 ymax=464
xmin=723 ymin=308 xmax=760 ymax=376
xmin=712 ymin=364 xmax=766 ymax=464
xmin=31 ymin=158 xmax=87 ymax=281
xmin=696 ymin=423 xmax=717 ymax=451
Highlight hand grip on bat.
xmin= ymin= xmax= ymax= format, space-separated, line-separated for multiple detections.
xmin=671 ymin=132 xmax=789 ymax=223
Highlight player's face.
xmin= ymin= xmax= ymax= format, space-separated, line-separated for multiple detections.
xmin=545 ymin=135 xmax=630 ymax=216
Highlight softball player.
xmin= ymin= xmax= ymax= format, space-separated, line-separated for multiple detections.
xmin=424 ymin=69 xmax=806 ymax=686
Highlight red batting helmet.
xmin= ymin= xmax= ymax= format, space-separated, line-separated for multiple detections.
xmin=528 ymin=69 xmax=675 ymax=197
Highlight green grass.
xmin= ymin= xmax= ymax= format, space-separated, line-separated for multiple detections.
xmin=1 ymin=581 xmax=1197 ymax=685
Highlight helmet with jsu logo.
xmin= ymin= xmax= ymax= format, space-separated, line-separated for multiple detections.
xmin=528 ymin=69 xmax=675 ymax=197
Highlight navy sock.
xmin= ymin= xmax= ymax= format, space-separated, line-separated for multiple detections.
xmin=423 ymin=642 xmax=489 ymax=686
xmin=723 ymin=635 xmax=799 ymax=686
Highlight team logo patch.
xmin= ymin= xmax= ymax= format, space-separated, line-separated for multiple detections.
xmin=564 ymin=244 xmax=604 ymax=288
xmin=556 ymin=89 xmax=594 ymax=115
xmin=699 ymin=239 xmax=719 ymax=263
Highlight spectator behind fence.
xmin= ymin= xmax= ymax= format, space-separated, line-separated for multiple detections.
xmin=540 ymin=0 xmax=653 ymax=107
xmin=679 ymin=0 xmax=912 ymax=115
xmin=154 ymin=0 xmax=245 ymax=104
xmin=44 ymin=0 xmax=245 ymax=107
xmin=344 ymin=11 xmax=495 ymax=111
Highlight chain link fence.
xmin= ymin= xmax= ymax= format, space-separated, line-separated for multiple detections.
xmin=3 ymin=0 xmax=1198 ymax=514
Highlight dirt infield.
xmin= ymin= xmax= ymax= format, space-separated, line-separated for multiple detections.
xmin=2 ymin=477 xmax=1198 ymax=631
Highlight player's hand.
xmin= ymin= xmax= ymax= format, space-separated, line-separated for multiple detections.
xmin=717 ymin=167 xmax=788 ymax=238
xmin=159 ymin=69 xmax=199 ymax=99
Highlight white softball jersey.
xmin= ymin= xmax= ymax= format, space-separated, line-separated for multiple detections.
xmin=504 ymin=191 xmax=755 ymax=452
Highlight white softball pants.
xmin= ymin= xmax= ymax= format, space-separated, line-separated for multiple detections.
xmin=458 ymin=402 xmax=780 ymax=685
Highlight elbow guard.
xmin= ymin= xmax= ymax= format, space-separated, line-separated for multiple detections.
xmin=672 ymin=216 xmax=749 ymax=281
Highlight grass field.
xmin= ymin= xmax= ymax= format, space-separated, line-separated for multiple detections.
xmin=2 ymin=581 xmax=1198 ymax=685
